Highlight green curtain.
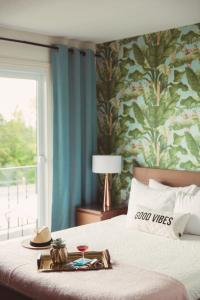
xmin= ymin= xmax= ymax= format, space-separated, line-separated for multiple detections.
xmin=51 ymin=45 xmax=97 ymax=231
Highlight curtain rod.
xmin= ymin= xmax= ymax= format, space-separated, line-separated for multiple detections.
xmin=0 ymin=37 xmax=101 ymax=57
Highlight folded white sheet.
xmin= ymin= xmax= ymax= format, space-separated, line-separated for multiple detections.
xmin=0 ymin=215 xmax=200 ymax=300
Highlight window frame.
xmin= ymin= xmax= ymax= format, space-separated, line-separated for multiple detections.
xmin=0 ymin=60 xmax=52 ymax=228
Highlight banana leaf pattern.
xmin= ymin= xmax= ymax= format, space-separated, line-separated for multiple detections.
xmin=96 ymin=23 xmax=200 ymax=202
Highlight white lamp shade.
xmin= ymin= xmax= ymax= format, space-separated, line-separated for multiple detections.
xmin=92 ymin=155 xmax=122 ymax=174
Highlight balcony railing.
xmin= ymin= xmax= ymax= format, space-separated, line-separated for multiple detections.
xmin=0 ymin=165 xmax=37 ymax=240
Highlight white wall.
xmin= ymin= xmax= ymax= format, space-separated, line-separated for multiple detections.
xmin=0 ymin=26 xmax=96 ymax=65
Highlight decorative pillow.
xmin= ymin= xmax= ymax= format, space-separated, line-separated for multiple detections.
xmin=174 ymin=192 xmax=200 ymax=235
xmin=149 ymin=178 xmax=198 ymax=195
xmin=127 ymin=205 xmax=190 ymax=239
xmin=127 ymin=178 xmax=176 ymax=222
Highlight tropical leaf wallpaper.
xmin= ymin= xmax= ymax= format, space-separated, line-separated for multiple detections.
xmin=96 ymin=23 xmax=200 ymax=202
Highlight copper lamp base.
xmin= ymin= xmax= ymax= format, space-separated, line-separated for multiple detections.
xmin=103 ymin=173 xmax=111 ymax=211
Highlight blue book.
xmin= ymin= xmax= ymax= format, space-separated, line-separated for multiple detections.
xmin=73 ymin=258 xmax=92 ymax=266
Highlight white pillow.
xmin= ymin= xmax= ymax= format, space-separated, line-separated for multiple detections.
xmin=149 ymin=178 xmax=198 ymax=194
xmin=127 ymin=205 xmax=190 ymax=239
xmin=127 ymin=178 xmax=176 ymax=222
xmin=174 ymin=192 xmax=200 ymax=235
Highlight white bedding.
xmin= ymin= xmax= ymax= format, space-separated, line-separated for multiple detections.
xmin=0 ymin=215 xmax=200 ymax=300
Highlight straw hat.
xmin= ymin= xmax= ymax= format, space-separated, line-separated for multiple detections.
xmin=22 ymin=226 xmax=52 ymax=249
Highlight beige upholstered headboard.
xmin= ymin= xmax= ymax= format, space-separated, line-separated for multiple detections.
xmin=133 ymin=167 xmax=200 ymax=187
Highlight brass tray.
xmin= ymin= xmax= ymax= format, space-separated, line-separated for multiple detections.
xmin=37 ymin=249 xmax=112 ymax=272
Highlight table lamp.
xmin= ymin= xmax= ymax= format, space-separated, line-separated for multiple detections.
xmin=92 ymin=155 xmax=122 ymax=211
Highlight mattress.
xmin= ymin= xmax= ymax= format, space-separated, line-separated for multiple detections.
xmin=0 ymin=215 xmax=200 ymax=300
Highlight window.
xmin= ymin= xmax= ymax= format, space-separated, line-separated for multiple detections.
xmin=0 ymin=65 xmax=50 ymax=240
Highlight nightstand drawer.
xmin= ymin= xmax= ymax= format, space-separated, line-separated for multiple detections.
xmin=76 ymin=204 xmax=127 ymax=226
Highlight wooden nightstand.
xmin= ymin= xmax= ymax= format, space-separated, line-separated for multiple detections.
xmin=76 ymin=203 xmax=127 ymax=226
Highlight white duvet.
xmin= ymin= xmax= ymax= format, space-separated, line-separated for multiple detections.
xmin=0 ymin=215 xmax=200 ymax=300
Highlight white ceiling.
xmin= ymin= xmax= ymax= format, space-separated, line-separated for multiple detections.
xmin=0 ymin=0 xmax=199 ymax=43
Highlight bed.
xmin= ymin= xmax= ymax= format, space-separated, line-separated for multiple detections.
xmin=0 ymin=167 xmax=200 ymax=300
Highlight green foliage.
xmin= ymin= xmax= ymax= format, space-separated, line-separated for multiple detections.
xmin=185 ymin=67 xmax=200 ymax=95
xmin=173 ymin=133 xmax=184 ymax=145
xmin=132 ymin=44 xmax=145 ymax=65
xmin=97 ymin=23 xmax=200 ymax=202
xmin=174 ymin=70 xmax=185 ymax=82
xmin=185 ymin=132 xmax=199 ymax=159
xmin=181 ymin=96 xmax=200 ymax=108
xmin=181 ymin=31 xmax=200 ymax=43
xmin=129 ymin=70 xmax=144 ymax=81
xmin=180 ymin=161 xmax=197 ymax=169
xmin=0 ymin=111 xmax=36 ymax=184
xmin=133 ymin=103 xmax=144 ymax=125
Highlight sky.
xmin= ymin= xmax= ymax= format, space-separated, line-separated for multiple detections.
xmin=0 ymin=77 xmax=36 ymax=128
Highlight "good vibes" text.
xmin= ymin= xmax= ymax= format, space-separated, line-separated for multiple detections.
xmin=135 ymin=211 xmax=173 ymax=226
